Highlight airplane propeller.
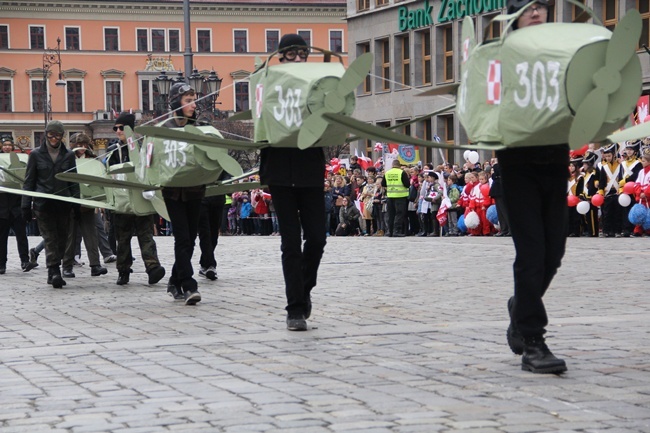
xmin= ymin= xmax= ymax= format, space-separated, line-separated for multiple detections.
xmin=297 ymin=52 xmax=373 ymax=149
xmin=568 ymin=9 xmax=641 ymax=149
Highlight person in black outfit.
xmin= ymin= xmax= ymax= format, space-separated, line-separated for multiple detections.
xmin=22 ymin=121 xmax=80 ymax=288
xmin=260 ymin=34 xmax=327 ymax=331
xmin=489 ymin=158 xmax=510 ymax=236
xmin=499 ymin=0 xmax=567 ymax=374
xmin=197 ymin=172 xmax=228 ymax=281
xmin=0 ymin=136 xmax=30 ymax=274
xmin=162 ymin=82 xmax=204 ymax=306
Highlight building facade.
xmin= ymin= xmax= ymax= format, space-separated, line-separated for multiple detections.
xmin=346 ymin=0 xmax=650 ymax=166
xmin=0 ymin=0 xmax=347 ymax=150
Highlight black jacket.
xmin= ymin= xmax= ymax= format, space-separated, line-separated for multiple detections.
xmin=22 ymin=143 xmax=79 ymax=212
xmin=259 ymin=147 xmax=326 ymax=188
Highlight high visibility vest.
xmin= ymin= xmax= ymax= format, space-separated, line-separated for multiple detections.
xmin=225 ymin=194 xmax=232 ymax=205
xmin=385 ymin=168 xmax=408 ymax=198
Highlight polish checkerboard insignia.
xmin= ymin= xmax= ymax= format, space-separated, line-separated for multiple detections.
xmin=487 ymin=60 xmax=501 ymax=105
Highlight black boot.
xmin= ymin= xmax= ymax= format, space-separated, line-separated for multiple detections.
xmin=50 ymin=266 xmax=66 ymax=289
xmin=62 ymin=266 xmax=75 ymax=278
xmin=146 ymin=265 xmax=165 ymax=285
xmin=116 ymin=269 xmax=132 ymax=285
xmin=521 ymin=336 xmax=567 ymax=374
xmin=507 ymin=296 xmax=524 ymax=355
xmin=91 ymin=265 xmax=108 ymax=276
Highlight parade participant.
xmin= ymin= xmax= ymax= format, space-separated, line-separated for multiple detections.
xmin=567 ymin=156 xmax=584 ymax=237
xmin=61 ymin=133 xmax=108 ymax=278
xmin=618 ymin=140 xmax=642 ymax=237
xmin=260 ymin=33 xmax=327 ymax=331
xmin=579 ymin=151 xmax=600 ymax=237
xmin=489 ymin=158 xmax=510 ymax=237
xmin=161 ymin=82 xmax=203 ymax=305
xmin=597 ymin=143 xmax=622 ymax=237
xmin=22 ymin=121 xmax=79 ymax=288
xmin=108 ymin=113 xmax=166 ymax=287
xmin=381 ymin=159 xmax=409 ymax=237
xmin=0 ymin=136 xmax=30 ymax=274
xmin=499 ymin=0 xmax=567 ymax=374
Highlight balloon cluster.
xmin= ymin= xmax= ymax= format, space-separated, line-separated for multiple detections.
xmin=463 ymin=150 xmax=480 ymax=165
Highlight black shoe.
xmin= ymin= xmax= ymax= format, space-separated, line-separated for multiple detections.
xmin=23 ymin=261 xmax=38 ymax=272
xmin=507 ymin=296 xmax=524 ymax=355
xmin=29 ymin=248 xmax=39 ymax=263
xmin=184 ymin=289 xmax=201 ymax=306
xmin=521 ymin=336 xmax=567 ymax=374
xmin=91 ymin=265 xmax=108 ymax=276
xmin=0 ymin=266 xmax=5 ymax=275
xmin=62 ymin=267 xmax=75 ymax=278
xmin=393 ymin=233 xmax=406 ymax=237
xmin=116 ymin=269 xmax=132 ymax=285
xmin=146 ymin=265 xmax=166 ymax=284
xmin=167 ymin=280 xmax=184 ymax=300
xmin=49 ymin=267 xmax=66 ymax=289
xmin=286 ymin=314 xmax=307 ymax=331
xmin=305 ymin=297 xmax=312 ymax=320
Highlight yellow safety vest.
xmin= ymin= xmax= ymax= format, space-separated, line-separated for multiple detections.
xmin=225 ymin=194 xmax=232 ymax=205
xmin=385 ymin=168 xmax=408 ymax=198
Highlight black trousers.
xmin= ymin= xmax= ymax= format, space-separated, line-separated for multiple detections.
xmin=0 ymin=215 xmax=29 ymax=266
xmin=198 ymin=196 xmax=225 ymax=269
xmin=113 ymin=213 xmax=161 ymax=273
xmin=165 ymin=197 xmax=201 ymax=291
xmin=601 ymin=194 xmax=621 ymax=235
xmin=269 ymin=185 xmax=326 ymax=317
xmin=500 ymin=160 xmax=568 ymax=338
xmin=386 ymin=197 xmax=407 ymax=235
xmin=36 ymin=208 xmax=71 ymax=269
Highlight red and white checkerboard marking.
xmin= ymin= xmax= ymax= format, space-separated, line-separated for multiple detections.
xmin=487 ymin=60 xmax=501 ymax=105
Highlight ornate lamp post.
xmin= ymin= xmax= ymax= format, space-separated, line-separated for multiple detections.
xmin=188 ymin=68 xmax=223 ymax=124
xmin=153 ymin=71 xmax=173 ymax=115
xmin=42 ymin=37 xmax=66 ymax=128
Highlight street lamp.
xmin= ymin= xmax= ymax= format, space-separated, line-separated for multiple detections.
xmin=189 ymin=68 xmax=223 ymax=124
xmin=42 ymin=36 xmax=66 ymax=128
xmin=154 ymin=71 xmax=173 ymax=114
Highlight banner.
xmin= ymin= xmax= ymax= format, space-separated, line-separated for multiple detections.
xmin=383 ymin=142 xmax=420 ymax=166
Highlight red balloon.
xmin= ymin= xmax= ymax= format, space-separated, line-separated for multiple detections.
xmin=623 ymin=182 xmax=636 ymax=195
xmin=480 ymin=183 xmax=491 ymax=198
xmin=330 ymin=158 xmax=339 ymax=165
xmin=591 ymin=193 xmax=604 ymax=207
xmin=567 ymin=195 xmax=580 ymax=207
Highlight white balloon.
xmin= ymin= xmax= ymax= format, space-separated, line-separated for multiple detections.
xmin=576 ymin=200 xmax=590 ymax=215
xmin=463 ymin=150 xmax=471 ymax=161
xmin=618 ymin=194 xmax=631 ymax=207
xmin=142 ymin=190 xmax=156 ymax=200
xmin=465 ymin=211 xmax=480 ymax=229
xmin=468 ymin=151 xmax=479 ymax=164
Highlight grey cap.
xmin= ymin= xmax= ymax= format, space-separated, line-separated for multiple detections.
xmin=45 ymin=120 xmax=65 ymax=135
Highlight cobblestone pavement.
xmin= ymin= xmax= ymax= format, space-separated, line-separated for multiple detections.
xmin=1 ymin=234 xmax=649 ymax=433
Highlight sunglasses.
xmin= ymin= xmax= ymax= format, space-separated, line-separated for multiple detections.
xmin=46 ymin=132 xmax=63 ymax=140
xmin=113 ymin=125 xmax=125 ymax=132
xmin=283 ymin=49 xmax=309 ymax=61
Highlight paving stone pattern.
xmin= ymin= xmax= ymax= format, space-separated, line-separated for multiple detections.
xmin=0 ymin=235 xmax=649 ymax=432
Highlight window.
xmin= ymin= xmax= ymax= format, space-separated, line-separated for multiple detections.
xmin=419 ymin=29 xmax=431 ymax=85
xmin=603 ymin=0 xmax=618 ymax=31
xmin=105 ymin=81 xmax=121 ymax=112
xmin=0 ymin=79 xmax=12 ymax=112
xmin=379 ymin=38 xmax=390 ymax=91
xmin=266 ymin=30 xmax=279 ymax=52
xmin=298 ymin=30 xmax=312 ymax=47
xmin=399 ymin=35 xmax=410 ymax=88
xmin=439 ymin=115 xmax=454 ymax=143
xmin=358 ymin=0 xmax=370 ymax=11
xmin=65 ymin=27 xmax=80 ymax=50
xmin=66 ymin=80 xmax=82 ymax=112
xmin=104 ymin=28 xmax=119 ymax=51
xmin=137 ymin=29 xmax=148 ymax=52
xmin=197 ymin=29 xmax=211 ymax=52
xmin=30 ymin=25 xmax=44 ymax=50
xmin=140 ymin=78 xmax=160 ymax=113
xmin=234 ymin=30 xmax=248 ymax=53
xmin=34 ymin=132 xmax=45 ymax=147
xmin=330 ymin=30 xmax=343 ymax=53
xmin=395 ymin=119 xmax=411 ymax=136
xmin=31 ymin=79 xmax=46 ymax=112
xmin=169 ymin=29 xmax=180 ymax=52
xmin=235 ymin=81 xmax=249 ymax=112
xmin=376 ymin=0 xmax=389 ymax=6
xmin=441 ymin=25 xmax=454 ymax=82
xmin=641 ymin=0 xmax=650 ymax=49
xmin=484 ymin=15 xmax=501 ymax=40
xmin=357 ymin=43 xmax=371 ymax=94
xmin=572 ymin=0 xmax=586 ymax=21
xmin=0 ymin=25 xmax=8 ymax=49
xmin=152 ymin=29 xmax=165 ymax=52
